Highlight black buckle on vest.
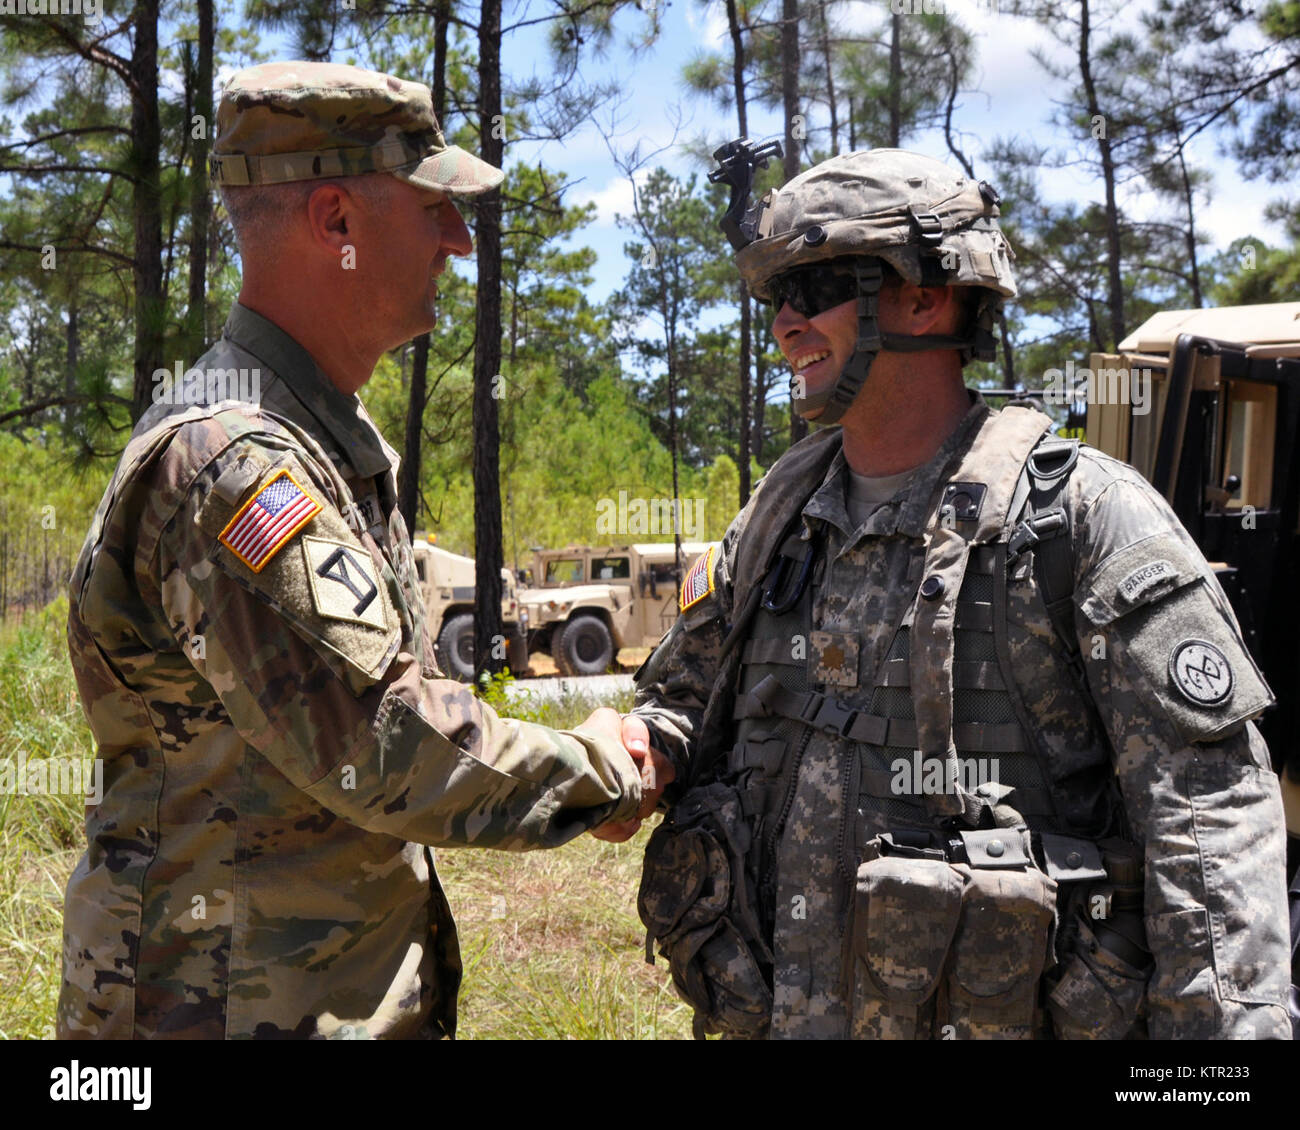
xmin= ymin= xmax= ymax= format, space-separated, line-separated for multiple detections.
xmin=812 ymin=696 xmax=856 ymax=736
xmin=1006 ymin=507 xmax=1066 ymax=562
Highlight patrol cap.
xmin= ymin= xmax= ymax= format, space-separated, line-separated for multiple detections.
xmin=210 ymin=60 xmax=504 ymax=195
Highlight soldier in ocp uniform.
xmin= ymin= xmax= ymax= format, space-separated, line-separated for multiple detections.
xmin=58 ymin=61 xmax=670 ymax=1040
xmin=624 ymin=148 xmax=1292 ymax=1039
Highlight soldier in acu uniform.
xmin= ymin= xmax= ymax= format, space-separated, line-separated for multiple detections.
xmin=59 ymin=61 xmax=668 ymax=1040
xmin=626 ymin=148 xmax=1292 ymax=1039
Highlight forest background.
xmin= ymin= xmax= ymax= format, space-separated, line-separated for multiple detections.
xmin=1 ymin=0 xmax=1298 ymax=630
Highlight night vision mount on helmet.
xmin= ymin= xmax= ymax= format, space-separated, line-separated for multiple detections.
xmin=710 ymin=141 xmax=1018 ymax=425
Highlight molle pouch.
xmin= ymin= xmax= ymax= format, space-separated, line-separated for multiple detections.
xmin=847 ymin=850 xmax=966 ymax=1039
xmin=1047 ymin=914 xmax=1151 ymax=1040
xmin=638 ymin=782 xmax=773 ymax=1039
xmin=945 ymin=863 xmax=1057 ymax=1039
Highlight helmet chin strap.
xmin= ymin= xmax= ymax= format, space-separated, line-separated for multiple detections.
xmin=789 ymin=257 xmax=994 ymax=426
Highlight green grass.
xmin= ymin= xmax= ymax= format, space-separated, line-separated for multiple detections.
xmin=0 ymin=603 xmax=689 ymax=1040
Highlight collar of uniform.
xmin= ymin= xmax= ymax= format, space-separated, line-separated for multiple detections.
xmin=895 ymin=391 xmax=989 ymax=537
xmin=801 ymin=390 xmax=990 ymax=543
xmin=802 ymin=445 xmax=857 ymax=538
xmin=221 ymin=303 xmax=393 ymax=479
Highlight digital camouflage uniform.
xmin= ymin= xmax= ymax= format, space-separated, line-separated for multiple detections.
xmin=58 ymin=63 xmax=642 ymax=1040
xmin=633 ymin=148 xmax=1292 ymax=1041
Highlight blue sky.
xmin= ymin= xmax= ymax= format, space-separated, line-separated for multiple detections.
xmin=483 ymin=0 xmax=1287 ymax=304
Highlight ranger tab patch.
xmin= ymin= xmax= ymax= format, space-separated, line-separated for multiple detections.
xmin=218 ymin=469 xmax=321 ymax=572
xmin=680 ymin=545 xmax=718 ymax=613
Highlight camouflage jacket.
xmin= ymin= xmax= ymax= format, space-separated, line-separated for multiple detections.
xmin=634 ymin=396 xmax=1291 ymax=1040
xmin=60 ymin=304 xmax=641 ymax=1039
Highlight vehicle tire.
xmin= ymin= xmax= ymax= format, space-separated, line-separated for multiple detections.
xmin=556 ymin=615 xmax=615 ymax=677
xmin=437 ymin=613 xmax=476 ymax=681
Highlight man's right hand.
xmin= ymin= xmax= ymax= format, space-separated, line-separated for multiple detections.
xmin=589 ymin=711 xmax=674 ymax=843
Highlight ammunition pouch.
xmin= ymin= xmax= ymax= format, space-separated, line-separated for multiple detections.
xmin=845 ymin=830 xmax=1057 ymax=1039
xmin=1046 ymin=837 xmax=1152 ymax=1039
xmin=638 ymin=782 xmax=774 ymax=1039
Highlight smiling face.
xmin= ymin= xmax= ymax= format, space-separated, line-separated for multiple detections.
xmin=771 ymin=269 xmax=970 ymax=419
xmin=773 ymin=297 xmax=860 ymax=418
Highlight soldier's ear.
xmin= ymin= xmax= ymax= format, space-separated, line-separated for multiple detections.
xmin=305 ymin=184 xmax=354 ymax=253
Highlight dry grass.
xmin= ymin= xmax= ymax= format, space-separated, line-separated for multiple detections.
xmin=0 ymin=604 xmax=687 ymax=1041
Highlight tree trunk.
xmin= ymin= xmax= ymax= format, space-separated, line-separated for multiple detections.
xmin=1077 ymin=0 xmax=1125 ymax=349
xmin=65 ymin=302 xmax=79 ymax=399
xmin=398 ymin=0 xmax=450 ymax=535
xmin=1176 ymin=142 xmax=1203 ymax=307
xmin=997 ymin=309 xmax=1015 ymax=386
xmin=753 ymin=297 xmax=770 ymax=464
xmin=726 ymin=0 xmax=753 ymax=506
xmin=472 ymin=0 xmax=505 ymax=683
xmin=399 ymin=333 xmax=431 ymax=532
xmin=782 ymin=0 xmax=806 ymax=444
xmin=820 ymin=0 xmax=839 ymax=154
xmin=889 ymin=12 xmax=902 ymax=147
xmin=130 ymin=0 xmax=164 ymax=421
xmin=186 ymin=0 xmax=213 ymax=357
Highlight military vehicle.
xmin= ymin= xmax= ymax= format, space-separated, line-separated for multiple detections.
xmin=410 ymin=537 xmax=528 ymax=680
xmin=1085 ymin=301 xmax=1299 ymax=872
xmin=519 ymin=542 xmax=713 ymax=676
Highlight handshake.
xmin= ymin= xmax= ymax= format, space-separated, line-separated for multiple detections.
xmin=579 ymin=707 xmax=675 ymax=843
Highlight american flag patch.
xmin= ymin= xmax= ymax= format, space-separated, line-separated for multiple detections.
xmin=218 ymin=469 xmax=321 ymax=572
xmin=679 ymin=545 xmax=718 ymax=612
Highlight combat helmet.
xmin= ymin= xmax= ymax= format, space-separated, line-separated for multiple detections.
xmin=723 ymin=146 xmax=1016 ymax=425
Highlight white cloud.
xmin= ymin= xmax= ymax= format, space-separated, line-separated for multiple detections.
xmin=684 ymin=0 xmax=730 ymax=46
xmin=569 ymin=170 xmax=649 ymax=227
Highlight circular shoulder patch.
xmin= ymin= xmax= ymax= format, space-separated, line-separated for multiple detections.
xmin=1169 ymin=640 xmax=1234 ymax=706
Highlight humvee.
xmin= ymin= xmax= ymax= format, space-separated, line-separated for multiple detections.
xmin=519 ymin=542 xmax=713 ymax=676
xmin=1086 ymin=301 xmax=1300 ymax=867
xmin=410 ymin=537 xmax=528 ymax=680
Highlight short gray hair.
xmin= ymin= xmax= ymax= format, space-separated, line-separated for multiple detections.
xmin=219 ymin=172 xmax=396 ymax=263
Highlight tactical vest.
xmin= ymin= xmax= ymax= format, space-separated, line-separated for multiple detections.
xmin=730 ymin=419 xmax=1102 ymax=898
xmin=644 ymin=408 xmax=1149 ymax=1039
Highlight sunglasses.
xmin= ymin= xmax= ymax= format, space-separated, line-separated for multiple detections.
xmin=766 ymin=264 xmax=860 ymax=318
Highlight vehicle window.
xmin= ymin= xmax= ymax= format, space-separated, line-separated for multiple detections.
xmin=415 ymin=556 xmax=428 ymax=583
xmin=1221 ymin=380 xmax=1276 ymax=511
xmin=592 ymin=555 xmax=631 ymax=580
xmin=545 ymin=558 xmax=584 ymax=585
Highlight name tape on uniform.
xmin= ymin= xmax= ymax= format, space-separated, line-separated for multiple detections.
xmin=218 ymin=469 xmax=321 ymax=572
xmin=680 ymin=544 xmax=717 ymax=613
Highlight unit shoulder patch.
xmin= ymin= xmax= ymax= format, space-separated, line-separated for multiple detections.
xmin=680 ymin=544 xmax=718 ymax=613
xmin=302 ymin=535 xmax=387 ymax=629
xmin=218 ymin=468 xmax=321 ymax=572
xmin=1169 ymin=639 xmax=1233 ymax=707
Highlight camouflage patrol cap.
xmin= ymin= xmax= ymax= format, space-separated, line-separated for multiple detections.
xmin=735 ymin=148 xmax=1016 ymax=300
xmin=211 ymin=61 xmax=504 ymax=195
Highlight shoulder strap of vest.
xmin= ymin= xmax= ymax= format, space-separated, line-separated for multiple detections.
xmin=1006 ymin=435 xmax=1082 ymax=683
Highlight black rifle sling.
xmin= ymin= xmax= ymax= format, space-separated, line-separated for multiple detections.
xmin=1007 ymin=437 xmax=1082 ymax=683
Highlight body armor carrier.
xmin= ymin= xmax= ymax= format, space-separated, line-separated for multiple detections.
xmin=640 ymin=409 xmax=1151 ymax=1039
